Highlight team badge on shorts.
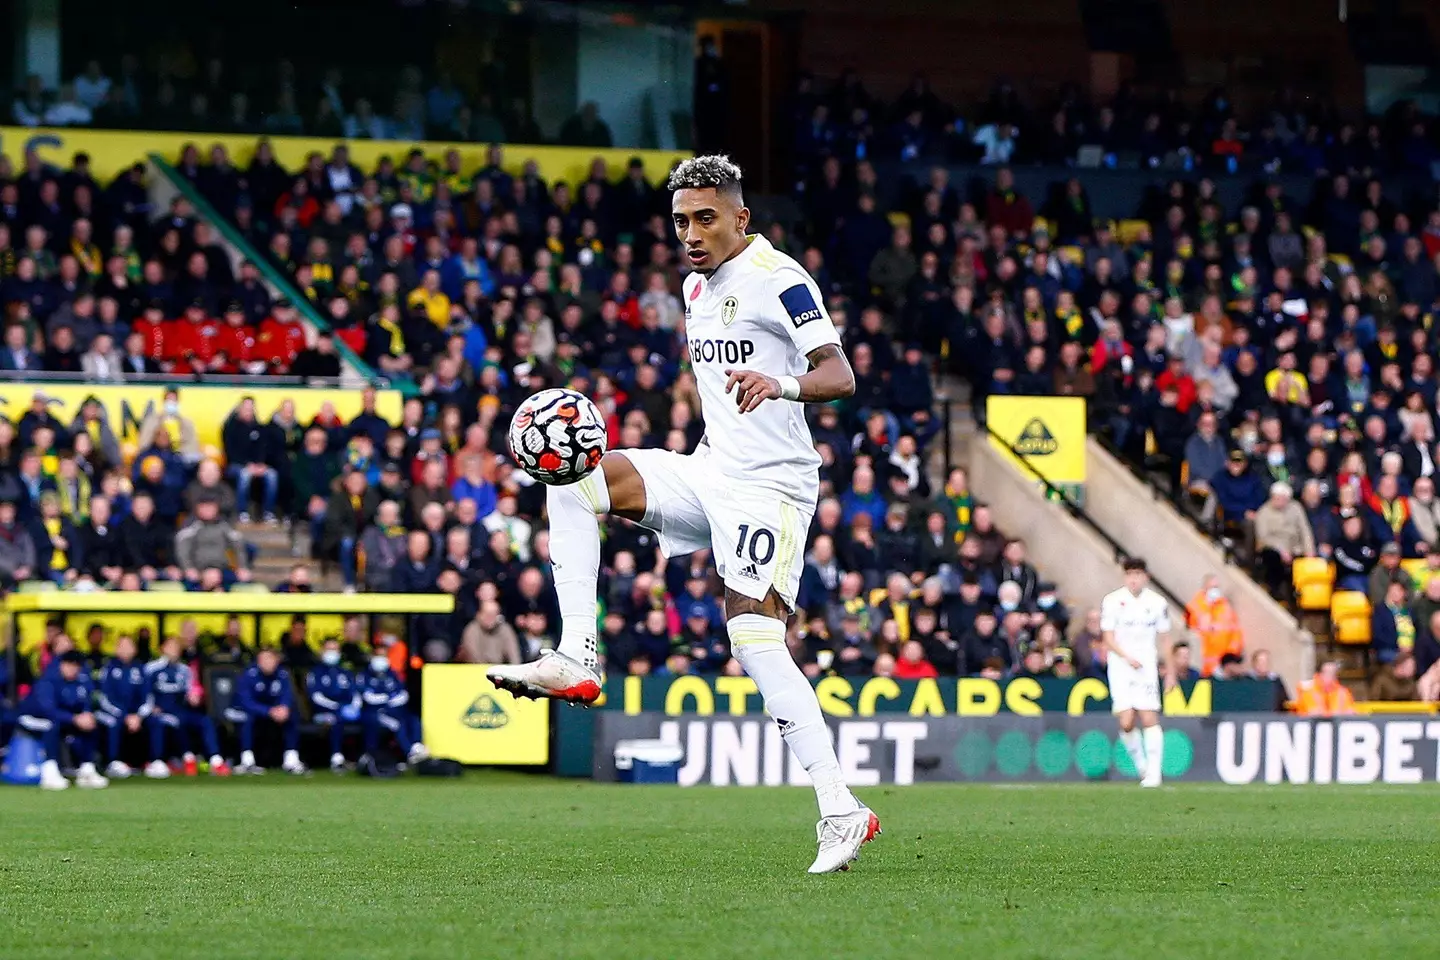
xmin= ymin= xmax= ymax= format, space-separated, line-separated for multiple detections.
xmin=722 ymin=295 xmax=739 ymax=326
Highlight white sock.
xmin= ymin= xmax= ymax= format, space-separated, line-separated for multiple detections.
xmin=548 ymin=471 xmax=609 ymax=671
xmin=1143 ymin=724 xmax=1164 ymax=778
xmin=729 ymin=614 xmax=859 ymax=818
xmin=241 ymin=750 xmax=256 ymax=767
xmin=1119 ymin=728 xmax=1146 ymax=775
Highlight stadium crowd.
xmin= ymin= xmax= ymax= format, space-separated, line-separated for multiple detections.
xmin=8 ymin=60 xmax=1440 ymax=788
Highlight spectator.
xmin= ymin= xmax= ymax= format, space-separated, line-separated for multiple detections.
xmin=1186 ymin=574 xmax=1243 ymax=676
xmin=359 ymin=499 xmax=407 ymax=592
xmin=459 ymin=600 xmax=522 ymax=665
xmin=27 ymin=491 xmax=81 ymax=586
xmin=174 ymin=497 xmax=251 ymax=586
xmin=222 ymin=397 xmax=279 ymax=524
xmin=120 ymin=492 xmax=180 ymax=581
xmin=0 ymin=499 xmax=37 ymax=587
xmin=1253 ymin=482 xmax=1314 ymax=598
xmin=137 ymin=390 xmax=201 ymax=465
xmin=1368 ymin=542 xmax=1416 ymax=608
xmin=1334 ymin=512 xmax=1379 ymax=592
xmin=1296 ymin=660 xmax=1357 ymax=716
xmin=1369 ymin=650 xmax=1419 ymax=701
xmin=1372 ymin=578 xmax=1416 ymax=665
xmin=322 ymin=469 xmax=378 ymax=592
xmin=1246 ymin=650 xmax=1290 ymax=711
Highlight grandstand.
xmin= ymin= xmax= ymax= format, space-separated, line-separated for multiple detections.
xmin=3 ymin=0 xmax=1440 ymax=955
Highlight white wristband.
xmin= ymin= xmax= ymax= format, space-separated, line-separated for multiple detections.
xmin=777 ymin=375 xmax=801 ymax=401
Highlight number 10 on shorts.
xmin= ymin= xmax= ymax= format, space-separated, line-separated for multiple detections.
xmin=736 ymin=524 xmax=776 ymax=564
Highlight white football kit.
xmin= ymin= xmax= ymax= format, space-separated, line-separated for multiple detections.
xmin=1099 ymin=586 xmax=1170 ymax=713
xmin=616 ymin=234 xmax=840 ymax=607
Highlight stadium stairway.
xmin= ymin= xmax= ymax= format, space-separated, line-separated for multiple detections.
xmin=239 ymin=522 xmax=346 ymax=591
xmin=937 ymin=374 xmax=1194 ymax=645
xmin=1081 ymin=439 xmax=1315 ymax=690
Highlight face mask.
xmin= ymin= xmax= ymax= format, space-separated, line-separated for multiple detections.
xmin=164 ymin=401 xmax=179 ymax=416
xmin=1206 ymin=587 xmax=1222 ymax=603
xmin=1267 ymin=451 xmax=1285 ymax=466
xmin=370 ymin=655 xmax=390 ymax=673
xmin=321 ymin=650 xmax=341 ymax=666
xmin=1037 ymin=596 xmax=1056 ymax=609
xmin=999 ymin=600 xmax=1018 ymax=612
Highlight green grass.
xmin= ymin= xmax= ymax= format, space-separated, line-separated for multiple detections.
xmin=2 ymin=775 xmax=1438 ymax=959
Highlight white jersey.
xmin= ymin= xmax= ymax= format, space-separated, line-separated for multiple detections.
xmin=682 ymin=234 xmax=841 ymax=509
xmin=1099 ymin=586 xmax=1170 ymax=674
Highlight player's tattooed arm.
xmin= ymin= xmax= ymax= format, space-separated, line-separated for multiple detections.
xmin=799 ymin=343 xmax=857 ymax=403
xmin=725 ymin=344 xmax=855 ymax=413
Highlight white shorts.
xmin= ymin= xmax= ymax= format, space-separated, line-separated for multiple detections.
xmin=1107 ymin=662 xmax=1161 ymax=714
xmin=615 ymin=446 xmax=810 ymax=609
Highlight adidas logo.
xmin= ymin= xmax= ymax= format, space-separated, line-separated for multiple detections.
xmin=736 ymin=563 xmax=761 ymax=581
xmin=774 ymin=717 xmax=795 ymax=736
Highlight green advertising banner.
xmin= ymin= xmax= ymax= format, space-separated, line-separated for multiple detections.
xmin=589 ymin=713 xmax=1440 ymax=785
xmin=553 ymin=678 xmax=1279 ymax=777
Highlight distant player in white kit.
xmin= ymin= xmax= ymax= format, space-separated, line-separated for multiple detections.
xmin=1100 ymin=557 xmax=1173 ymax=787
xmin=488 ymin=155 xmax=881 ymax=872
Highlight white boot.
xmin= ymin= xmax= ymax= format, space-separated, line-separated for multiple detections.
xmin=330 ymin=752 xmax=346 ymax=772
xmin=39 ymin=760 xmax=69 ymax=791
xmin=144 ymin=759 xmax=171 ymax=779
xmin=75 ymin=763 xmax=110 ymax=789
xmin=281 ymin=750 xmax=307 ymax=775
xmin=407 ymin=742 xmax=430 ymax=764
xmin=105 ymin=760 xmax=133 ymax=779
xmin=235 ymin=749 xmax=264 ymax=775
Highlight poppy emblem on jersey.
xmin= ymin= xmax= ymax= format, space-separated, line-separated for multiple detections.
xmin=722 ymin=296 xmax=739 ymax=326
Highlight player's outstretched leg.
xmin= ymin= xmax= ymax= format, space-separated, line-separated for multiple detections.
xmin=728 ymin=605 xmax=880 ymax=873
xmin=487 ymin=457 xmax=640 ymax=704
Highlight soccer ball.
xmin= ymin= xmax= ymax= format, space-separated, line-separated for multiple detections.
xmin=508 ymin=388 xmax=608 ymax=485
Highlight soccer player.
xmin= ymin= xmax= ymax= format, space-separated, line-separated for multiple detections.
xmin=96 ymin=633 xmax=148 ymax=779
xmin=488 ymin=155 xmax=880 ymax=872
xmin=16 ymin=650 xmax=109 ymax=790
xmin=225 ymin=647 xmax=305 ymax=775
xmin=144 ymin=635 xmax=230 ymax=778
xmin=1100 ymin=558 xmax=1173 ymax=788
xmin=307 ymin=638 xmax=359 ymax=772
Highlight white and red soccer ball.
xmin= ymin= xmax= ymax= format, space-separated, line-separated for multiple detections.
xmin=508 ymin=388 xmax=608 ymax=485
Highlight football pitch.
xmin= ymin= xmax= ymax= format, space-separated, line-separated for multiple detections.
xmin=2 ymin=775 xmax=1437 ymax=960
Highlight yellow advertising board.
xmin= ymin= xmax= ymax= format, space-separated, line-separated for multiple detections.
xmin=421 ymin=664 xmax=549 ymax=766
xmin=0 ymin=126 xmax=689 ymax=191
xmin=985 ymin=395 xmax=1087 ymax=487
xmin=0 ymin=382 xmax=401 ymax=461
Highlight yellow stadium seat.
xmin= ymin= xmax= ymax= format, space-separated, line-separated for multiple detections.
xmin=1334 ymin=615 xmax=1372 ymax=646
xmin=1330 ymin=590 xmax=1372 ymax=646
xmin=1116 ymin=219 xmax=1148 ymax=246
xmin=16 ymin=580 xmax=58 ymax=593
xmin=1330 ymin=590 xmax=1370 ymax=621
xmin=1293 ymin=558 xmax=1334 ymax=611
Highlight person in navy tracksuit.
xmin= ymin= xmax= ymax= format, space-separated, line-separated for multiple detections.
xmin=15 ymin=650 xmax=108 ymax=789
xmin=358 ymin=647 xmax=427 ymax=770
xmin=145 ymin=635 xmax=229 ymax=777
xmin=226 ymin=647 xmax=305 ymax=774
xmin=95 ymin=634 xmax=149 ymax=778
xmin=306 ymin=638 xmax=358 ymax=771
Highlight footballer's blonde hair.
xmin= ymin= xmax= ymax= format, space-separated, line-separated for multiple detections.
xmin=666 ymin=154 xmax=744 ymax=199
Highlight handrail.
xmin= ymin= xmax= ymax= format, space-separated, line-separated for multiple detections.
xmin=1092 ymin=432 xmax=1237 ymax=562
xmin=146 ymin=152 xmax=413 ymax=395
xmin=981 ymin=415 xmax=1188 ymax=611
xmin=0 ymin=369 xmax=349 ymax=388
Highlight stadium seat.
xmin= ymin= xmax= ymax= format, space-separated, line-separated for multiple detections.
xmin=230 ymin=583 xmax=271 ymax=594
xmin=146 ymin=581 xmax=189 ymax=593
xmin=16 ymin=580 xmax=58 ymax=593
xmin=1116 ymin=219 xmax=1148 ymax=245
xmin=1292 ymin=558 xmax=1334 ymax=611
xmin=1330 ymin=591 xmax=1372 ymax=646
